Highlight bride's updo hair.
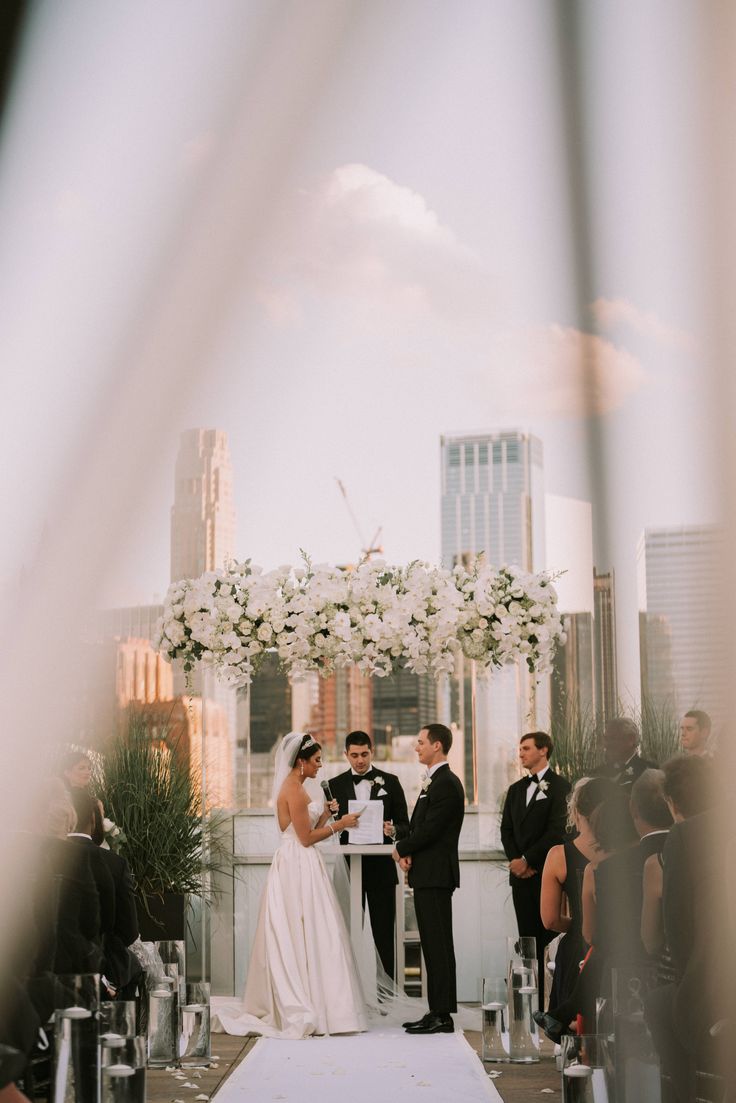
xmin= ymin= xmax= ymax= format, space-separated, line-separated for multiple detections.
xmin=294 ymin=734 xmax=321 ymax=762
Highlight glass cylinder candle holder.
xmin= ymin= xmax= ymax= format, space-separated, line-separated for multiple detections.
xmin=507 ymin=956 xmax=539 ymax=1063
xmin=179 ymin=982 xmax=211 ymax=1067
xmin=99 ymin=1001 xmax=136 ymax=1055
xmin=101 ymin=1036 xmax=146 ymax=1103
xmin=561 ymin=1034 xmax=613 ymax=1103
xmin=53 ymin=974 xmax=100 ymax=1103
xmin=154 ymin=941 xmax=186 ymax=992
xmin=480 ymin=977 xmax=509 ymax=1063
xmin=507 ymin=935 xmax=537 ymax=962
xmin=146 ymin=972 xmax=179 ymax=1068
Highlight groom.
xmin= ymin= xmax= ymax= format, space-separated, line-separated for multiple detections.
xmin=393 ymin=723 xmax=465 ymax=1035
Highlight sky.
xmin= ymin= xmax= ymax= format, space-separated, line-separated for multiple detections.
xmin=0 ymin=0 xmax=720 ymax=703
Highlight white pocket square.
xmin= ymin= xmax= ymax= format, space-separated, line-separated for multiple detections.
xmin=418 ymin=793 xmax=428 ymax=799
xmin=376 ymin=788 xmax=387 ymax=796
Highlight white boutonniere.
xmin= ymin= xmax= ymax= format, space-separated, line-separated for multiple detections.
xmin=538 ymin=779 xmax=549 ymax=793
xmin=420 ymin=773 xmax=432 ymax=793
xmin=624 ymin=766 xmax=634 ymax=777
xmin=372 ymin=776 xmax=385 ymax=787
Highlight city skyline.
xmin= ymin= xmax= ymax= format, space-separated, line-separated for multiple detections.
xmin=103 ymin=421 xmax=715 ymax=716
xmin=2 ymin=3 xmax=720 ymax=719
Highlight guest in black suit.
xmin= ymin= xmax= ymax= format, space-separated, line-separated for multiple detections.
xmin=592 ymin=717 xmax=656 ymax=789
xmin=501 ymin=731 xmax=571 ymax=1009
xmin=644 ymin=757 xmax=721 ymax=1103
xmin=330 ymin=731 xmax=409 ymax=979
xmin=35 ymin=780 xmax=101 ymax=976
xmin=67 ymin=791 xmax=117 ymax=993
xmin=393 ymin=723 xmax=465 ymax=1035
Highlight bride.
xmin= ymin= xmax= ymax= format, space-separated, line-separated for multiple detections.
xmin=213 ymin=731 xmax=367 ymax=1038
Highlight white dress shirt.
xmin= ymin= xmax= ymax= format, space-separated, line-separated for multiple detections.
xmin=526 ymin=763 xmax=551 ymax=806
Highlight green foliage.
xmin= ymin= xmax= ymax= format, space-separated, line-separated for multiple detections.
xmin=550 ymin=694 xmax=681 ymax=784
xmin=633 ymin=695 xmax=680 ymax=766
xmin=549 ymin=700 xmax=600 ymax=783
xmin=96 ymin=714 xmax=224 ymax=901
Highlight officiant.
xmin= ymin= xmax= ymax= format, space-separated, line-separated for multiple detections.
xmin=330 ymin=731 xmax=410 ymax=979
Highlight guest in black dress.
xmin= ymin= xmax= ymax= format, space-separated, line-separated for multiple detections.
xmin=541 ymin=776 xmax=616 ymax=1007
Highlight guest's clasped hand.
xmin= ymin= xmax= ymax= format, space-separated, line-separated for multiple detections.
xmin=509 ymin=857 xmax=536 ymax=878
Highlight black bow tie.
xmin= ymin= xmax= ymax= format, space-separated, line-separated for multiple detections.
xmin=352 ymin=772 xmax=372 ymax=783
xmin=529 ymin=774 xmax=541 ymax=784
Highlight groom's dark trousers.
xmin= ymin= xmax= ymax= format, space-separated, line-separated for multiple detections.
xmin=395 ymin=763 xmax=465 ymax=1013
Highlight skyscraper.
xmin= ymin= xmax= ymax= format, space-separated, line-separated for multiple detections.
xmin=441 ymin=431 xmax=545 ymax=572
xmin=170 ymin=428 xmax=238 ymax=803
xmin=171 ymin=429 xmax=236 ymax=583
xmin=440 ymin=430 xmax=547 ymax=804
xmin=551 ymin=612 xmax=594 ymax=724
xmin=637 ymin=525 xmax=725 ymax=718
xmin=593 ymin=569 xmax=618 ymax=723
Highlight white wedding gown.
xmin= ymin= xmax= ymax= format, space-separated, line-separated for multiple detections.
xmin=212 ymin=802 xmax=367 ymax=1039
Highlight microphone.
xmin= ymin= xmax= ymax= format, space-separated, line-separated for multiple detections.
xmin=320 ymin=779 xmax=337 ymax=818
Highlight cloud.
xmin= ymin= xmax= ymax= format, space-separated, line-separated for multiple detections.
xmin=483 ymin=325 xmax=646 ymax=417
xmin=258 ymin=163 xmax=495 ymax=324
xmin=591 ymin=297 xmax=693 ymax=352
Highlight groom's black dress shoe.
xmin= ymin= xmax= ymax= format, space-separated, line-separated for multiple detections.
xmin=532 ymin=1010 xmax=564 ymax=1044
xmin=405 ymin=1012 xmax=454 ymax=1034
xmin=402 ymin=1012 xmax=432 ymax=1029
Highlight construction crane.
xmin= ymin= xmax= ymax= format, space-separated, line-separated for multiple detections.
xmin=335 ymin=478 xmax=384 ymax=561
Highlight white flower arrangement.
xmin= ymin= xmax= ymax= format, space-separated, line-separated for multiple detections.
xmin=154 ymin=554 xmax=565 ymax=688
xmin=372 ymin=776 xmax=385 ymax=787
xmin=420 ymin=774 xmax=432 ymax=792
xmin=538 ymin=779 xmax=550 ymax=793
xmin=102 ymin=816 xmax=127 ymax=852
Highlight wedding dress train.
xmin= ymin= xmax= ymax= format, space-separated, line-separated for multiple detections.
xmin=212 ymin=802 xmax=367 ymax=1039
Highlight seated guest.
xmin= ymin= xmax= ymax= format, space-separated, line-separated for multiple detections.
xmin=536 ymin=791 xmax=640 ymax=1039
xmin=68 ymin=789 xmax=140 ymax=996
xmin=58 ymin=751 xmax=93 ymax=793
xmin=644 ymin=755 xmax=723 ymax=1103
xmin=678 ymin=710 xmax=712 ymax=758
xmin=641 ymin=759 xmax=711 ymax=963
xmin=34 ymin=779 xmax=101 ymax=976
xmin=541 ymin=776 xmax=617 ymax=1007
xmin=66 ymin=791 xmax=116 ymax=992
xmin=592 ymin=718 xmax=656 ymax=789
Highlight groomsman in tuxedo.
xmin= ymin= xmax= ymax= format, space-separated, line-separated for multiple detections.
xmin=592 ymin=717 xmax=656 ymax=788
xmin=501 ymin=732 xmax=570 ymax=1010
xmin=330 ymin=731 xmax=409 ymax=979
xmin=393 ymin=723 xmax=465 ymax=1035
xmin=679 ymin=709 xmax=712 ymax=757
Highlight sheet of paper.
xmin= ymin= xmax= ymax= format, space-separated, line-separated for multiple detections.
xmin=347 ymin=799 xmax=384 ymax=845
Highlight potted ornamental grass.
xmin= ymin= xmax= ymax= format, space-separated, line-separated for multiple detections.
xmin=97 ymin=713 xmax=224 ymax=940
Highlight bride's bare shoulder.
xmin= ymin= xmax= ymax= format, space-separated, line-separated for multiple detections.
xmin=278 ymin=778 xmax=307 ymax=806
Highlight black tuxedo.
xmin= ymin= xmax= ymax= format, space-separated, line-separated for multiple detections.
xmin=396 ymin=763 xmax=465 ymax=1013
xmin=99 ymin=849 xmax=140 ymax=991
xmin=67 ymin=835 xmax=117 ymax=989
xmin=645 ymin=811 xmax=732 ymax=1102
xmin=500 ymin=769 xmax=571 ymax=1008
xmin=34 ymin=838 xmax=102 ymax=975
xmin=330 ymin=767 xmax=409 ymax=978
xmin=592 ymin=753 xmax=657 ymax=789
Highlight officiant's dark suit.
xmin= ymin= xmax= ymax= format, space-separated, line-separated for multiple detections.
xmin=501 ymin=733 xmax=570 ymax=1009
xmin=592 ymin=717 xmax=656 ymax=789
xmin=395 ymin=725 xmax=465 ymax=1022
xmin=331 ymin=733 xmax=409 ymax=978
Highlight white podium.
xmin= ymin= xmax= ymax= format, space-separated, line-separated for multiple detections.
xmin=340 ymin=843 xmax=405 ymax=984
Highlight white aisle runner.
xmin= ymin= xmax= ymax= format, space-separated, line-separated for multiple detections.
xmin=213 ymin=1026 xmax=502 ymax=1103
